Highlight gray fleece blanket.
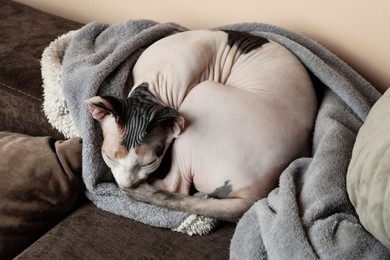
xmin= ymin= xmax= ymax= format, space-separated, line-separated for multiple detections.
xmin=44 ymin=20 xmax=390 ymax=258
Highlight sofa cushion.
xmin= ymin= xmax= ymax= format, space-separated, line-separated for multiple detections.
xmin=0 ymin=132 xmax=83 ymax=259
xmin=347 ymin=88 xmax=390 ymax=249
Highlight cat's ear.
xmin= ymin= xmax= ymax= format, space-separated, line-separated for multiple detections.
xmin=149 ymin=107 xmax=185 ymax=138
xmin=171 ymin=116 xmax=185 ymax=137
xmin=85 ymin=96 xmax=124 ymax=123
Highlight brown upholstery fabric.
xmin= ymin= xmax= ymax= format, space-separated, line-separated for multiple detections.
xmin=0 ymin=132 xmax=83 ymax=259
xmin=15 ymin=202 xmax=236 ymax=259
xmin=0 ymin=0 xmax=81 ymax=138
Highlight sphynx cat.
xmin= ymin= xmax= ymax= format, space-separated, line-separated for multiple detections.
xmin=86 ymin=30 xmax=317 ymax=222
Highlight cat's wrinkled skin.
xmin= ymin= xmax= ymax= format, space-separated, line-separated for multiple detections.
xmin=86 ymin=30 xmax=317 ymax=222
xmin=86 ymin=85 xmax=184 ymax=188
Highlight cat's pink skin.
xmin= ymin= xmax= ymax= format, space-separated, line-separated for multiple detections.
xmin=91 ymin=30 xmax=317 ymax=220
xmin=127 ymin=30 xmax=317 ymax=202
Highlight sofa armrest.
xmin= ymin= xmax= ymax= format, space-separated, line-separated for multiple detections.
xmin=0 ymin=0 xmax=81 ymax=137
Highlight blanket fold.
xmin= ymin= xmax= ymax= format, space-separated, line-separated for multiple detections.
xmin=60 ymin=21 xmax=195 ymax=229
xmin=41 ymin=19 xmax=390 ymax=257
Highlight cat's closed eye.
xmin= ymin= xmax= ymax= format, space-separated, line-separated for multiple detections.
xmin=142 ymin=159 xmax=157 ymax=167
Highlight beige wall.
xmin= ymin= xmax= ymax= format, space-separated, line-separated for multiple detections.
xmin=16 ymin=0 xmax=390 ymax=92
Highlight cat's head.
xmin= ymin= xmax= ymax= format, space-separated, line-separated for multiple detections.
xmin=86 ymin=85 xmax=184 ymax=188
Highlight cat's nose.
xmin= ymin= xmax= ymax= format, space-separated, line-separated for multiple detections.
xmin=117 ymin=179 xmax=141 ymax=189
xmin=118 ymin=183 xmax=134 ymax=190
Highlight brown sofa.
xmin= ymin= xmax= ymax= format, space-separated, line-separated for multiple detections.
xmin=0 ymin=1 xmax=235 ymax=259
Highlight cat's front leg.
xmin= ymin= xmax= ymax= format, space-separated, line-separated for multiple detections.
xmin=120 ymin=183 xmax=218 ymax=236
xmin=119 ymin=183 xmax=157 ymax=204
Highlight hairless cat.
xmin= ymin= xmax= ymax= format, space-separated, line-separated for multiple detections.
xmin=86 ymin=30 xmax=317 ymax=222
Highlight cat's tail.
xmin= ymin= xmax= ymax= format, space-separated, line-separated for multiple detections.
xmin=119 ymin=183 xmax=255 ymax=222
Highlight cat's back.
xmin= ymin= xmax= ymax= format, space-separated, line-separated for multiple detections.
xmin=173 ymin=75 xmax=316 ymax=200
xmin=131 ymin=29 xmax=274 ymax=108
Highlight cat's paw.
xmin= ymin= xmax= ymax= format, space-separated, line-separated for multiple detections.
xmin=172 ymin=214 xmax=219 ymax=236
